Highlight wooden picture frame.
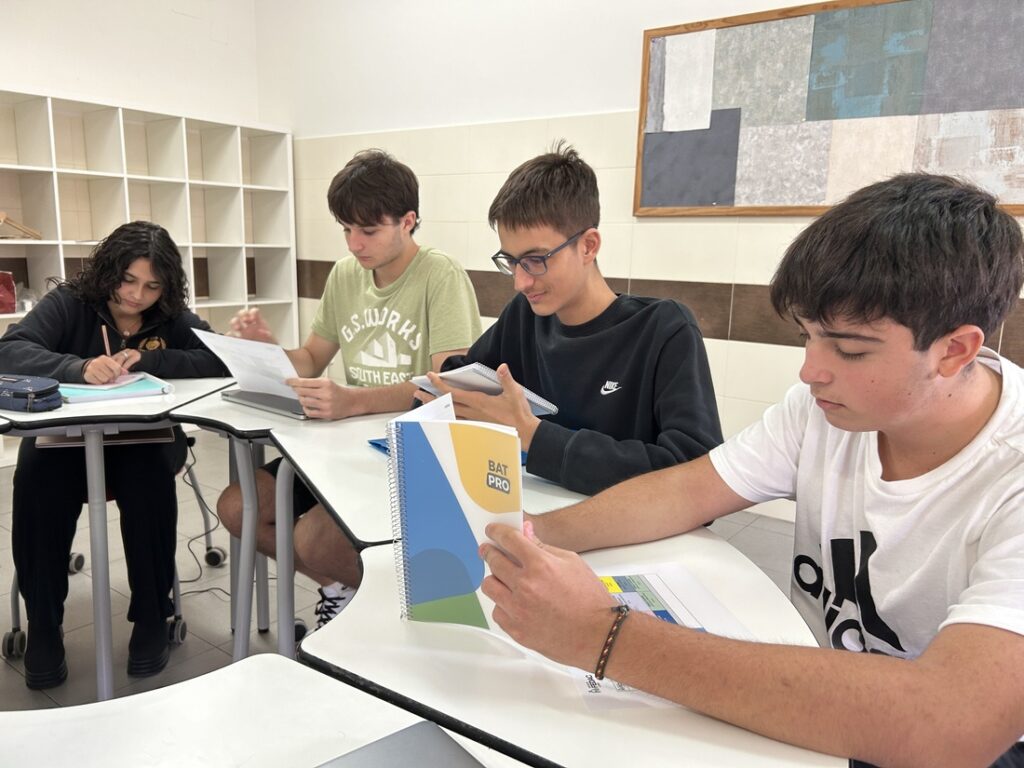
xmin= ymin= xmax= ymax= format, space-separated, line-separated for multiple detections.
xmin=634 ymin=0 xmax=1024 ymax=216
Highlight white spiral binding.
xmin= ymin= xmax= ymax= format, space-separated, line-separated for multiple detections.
xmin=386 ymin=420 xmax=412 ymax=619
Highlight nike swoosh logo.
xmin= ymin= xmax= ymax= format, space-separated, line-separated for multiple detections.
xmin=600 ymin=385 xmax=621 ymax=395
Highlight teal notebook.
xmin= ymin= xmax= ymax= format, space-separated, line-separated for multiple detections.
xmin=60 ymin=373 xmax=173 ymax=403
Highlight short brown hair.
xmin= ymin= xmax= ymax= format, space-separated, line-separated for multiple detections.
xmin=327 ymin=149 xmax=419 ymax=233
xmin=488 ymin=141 xmax=600 ymax=236
xmin=770 ymin=173 xmax=1024 ymax=350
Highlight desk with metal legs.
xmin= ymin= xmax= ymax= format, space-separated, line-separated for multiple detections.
xmin=2 ymin=378 xmax=233 ymax=701
xmin=169 ymin=387 xmax=318 ymax=660
xmin=268 ymin=413 xmax=592 ymax=658
xmin=298 ymin=535 xmax=845 ymax=768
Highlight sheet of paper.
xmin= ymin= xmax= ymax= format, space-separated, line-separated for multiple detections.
xmin=193 ymin=329 xmax=299 ymax=399
xmin=392 ymin=392 xmax=455 ymax=422
xmin=571 ymin=561 xmax=754 ymax=710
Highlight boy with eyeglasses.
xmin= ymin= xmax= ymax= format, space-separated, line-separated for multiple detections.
xmin=219 ymin=149 xmax=481 ymax=629
xmin=426 ymin=142 xmax=722 ymax=495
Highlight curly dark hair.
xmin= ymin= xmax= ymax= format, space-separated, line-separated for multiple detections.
xmin=62 ymin=221 xmax=190 ymax=317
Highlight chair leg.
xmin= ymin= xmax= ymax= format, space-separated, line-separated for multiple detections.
xmin=183 ymin=464 xmax=227 ymax=568
xmin=2 ymin=574 xmax=27 ymax=660
xmin=168 ymin=566 xmax=187 ymax=646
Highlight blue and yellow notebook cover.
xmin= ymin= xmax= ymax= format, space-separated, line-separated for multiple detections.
xmin=387 ymin=416 xmax=521 ymax=629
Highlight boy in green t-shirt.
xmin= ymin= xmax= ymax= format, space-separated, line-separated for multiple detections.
xmin=217 ymin=149 xmax=481 ymax=628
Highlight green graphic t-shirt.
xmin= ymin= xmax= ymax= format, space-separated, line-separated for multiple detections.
xmin=311 ymin=247 xmax=482 ymax=387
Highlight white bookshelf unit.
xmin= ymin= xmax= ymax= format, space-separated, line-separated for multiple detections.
xmin=0 ymin=89 xmax=298 ymax=464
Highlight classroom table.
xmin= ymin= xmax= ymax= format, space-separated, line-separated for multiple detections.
xmin=269 ymin=413 xmax=593 ymax=657
xmin=2 ymin=378 xmax=233 ymax=701
xmin=0 ymin=653 xmax=519 ymax=767
xmin=169 ymin=386 xmax=312 ymax=661
xmin=298 ymin=535 xmax=846 ymax=767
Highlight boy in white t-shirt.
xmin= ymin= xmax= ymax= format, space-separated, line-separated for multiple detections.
xmin=479 ymin=174 xmax=1024 ymax=767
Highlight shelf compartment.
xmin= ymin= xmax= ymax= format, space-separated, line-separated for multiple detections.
xmin=243 ymin=188 xmax=290 ymax=245
xmin=57 ymin=173 xmax=127 ymax=242
xmin=192 ymin=246 xmax=246 ymax=304
xmin=190 ymin=185 xmax=242 ymax=245
xmin=186 ymin=120 xmax=240 ymax=185
xmin=0 ymin=242 xmax=62 ymax=296
xmin=128 ymin=180 xmax=188 ymax=244
xmin=0 ymin=91 xmax=53 ymax=168
xmin=51 ymin=99 xmax=124 ymax=175
xmin=0 ymin=169 xmax=58 ymax=240
xmin=241 ymin=128 xmax=289 ymax=188
xmin=122 ymin=110 xmax=186 ymax=180
xmin=246 ymin=247 xmax=294 ymax=302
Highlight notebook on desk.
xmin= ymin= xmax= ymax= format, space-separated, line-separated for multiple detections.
xmin=315 ymin=722 xmax=484 ymax=767
xmin=221 ymin=389 xmax=307 ymax=420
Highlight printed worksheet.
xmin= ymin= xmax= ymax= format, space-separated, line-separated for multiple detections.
xmin=193 ymin=329 xmax=299 ymax=399
xmin=572 ymin=562 xmax=753 ymax=710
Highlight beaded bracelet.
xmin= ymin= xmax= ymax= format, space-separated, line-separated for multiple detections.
xmin=594 ymin=604 xmax=631 ymax=680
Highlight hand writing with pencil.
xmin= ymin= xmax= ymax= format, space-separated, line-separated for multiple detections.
xmin=85 ymin=326 xmax=141 ymax=384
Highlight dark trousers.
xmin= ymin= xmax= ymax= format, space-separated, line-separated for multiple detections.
xmin=11 ymin=429 xmax=187 ymax=628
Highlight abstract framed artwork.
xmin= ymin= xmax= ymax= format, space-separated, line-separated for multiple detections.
xmin=634 ymin=0 xmax=1024 ymax=216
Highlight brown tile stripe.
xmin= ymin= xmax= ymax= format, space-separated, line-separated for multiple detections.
xmin=287 ymin=260 xmax=1024 ymax=368
xmin=626 ymin=278 xmax=732 ymax=341
xmin=730 ymin=283 xmax=802 ymax=347
xmin=297 ymin=259 xmax=334 ymax=300
xmin=467 ymin=270 xmax=515 ymax=317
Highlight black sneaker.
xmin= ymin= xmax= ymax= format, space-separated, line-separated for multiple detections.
xmin=127 ymin=620 xmax=170 ymax=677
xmin=24 ymin=624 xmax=68 ymax=690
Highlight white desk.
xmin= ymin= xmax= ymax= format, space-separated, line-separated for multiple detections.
xmin=269 ymin=413 xmax=590 ymax=657
xmin=299 ymin=535 xmax=845 ymax=767
xmin=169 ymin=387 xmax=311 ymax=661
xmin=0 ymin=654 xmax=425 ymax=767
xmin=3 ymin=378 xmax=233 ymax=701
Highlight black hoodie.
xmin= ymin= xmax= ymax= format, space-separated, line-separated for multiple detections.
xmin=0 ymin=285 xmax=228 ymax=382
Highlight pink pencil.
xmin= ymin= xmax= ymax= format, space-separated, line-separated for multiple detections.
xmin=100 ymin=325 xmax=112 ymax=357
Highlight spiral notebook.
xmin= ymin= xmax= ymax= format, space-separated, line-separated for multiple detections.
xmin=411 ymin=362 xmax=558 ymax=416
xmin=386 ymin=395 xmax=522 ymax=629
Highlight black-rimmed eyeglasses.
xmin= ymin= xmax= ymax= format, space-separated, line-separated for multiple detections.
xmin=491 ymin=227 xmax=592 ymax=277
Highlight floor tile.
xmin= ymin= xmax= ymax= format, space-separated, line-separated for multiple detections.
xmin=707 ymin=518 xmax=746 ymax=541
xmin=748 ymin=515 xmax=796 ymax=536
xmin=728 ymin=525 xmax=795 ymax=575
xmin=720 ymin=509 xmax=759 ymax=527
xmin=0 ymin=658 xmax=58 ymax=711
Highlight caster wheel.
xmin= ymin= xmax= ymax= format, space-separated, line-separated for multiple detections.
xmin=168 ymin=619 xmax=187 ymax=645
xmin=204 ymin=546 xmax=227 ymax=568
xmin=294 ymin=619 xmax=308 ymax=643
xmin=68 ymin=552 xmax=86 ymax=574
xmin=2 ymin=629 xmax=27 ymax=659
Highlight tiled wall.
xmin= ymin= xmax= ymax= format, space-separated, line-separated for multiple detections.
xmin=292 ymin=110 xmax=1024 ymax=521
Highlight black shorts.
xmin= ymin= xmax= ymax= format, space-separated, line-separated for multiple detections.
xmin=262 ymin=456 xmax=320 ymax=521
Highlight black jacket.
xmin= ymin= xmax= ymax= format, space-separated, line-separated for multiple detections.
xmin=0 ymin=285 xmax=228 ymax=382
xmin=443 ymin=294 xmax=723 ymax=495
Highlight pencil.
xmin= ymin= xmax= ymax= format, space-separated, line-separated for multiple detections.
xmin=101 ymin=325 xmax=112 ymax=357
